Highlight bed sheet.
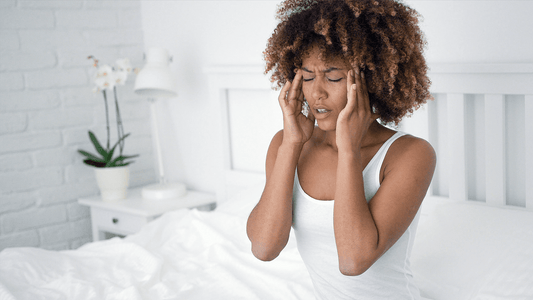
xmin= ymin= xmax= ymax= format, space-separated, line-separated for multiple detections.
xmin=0 ymin=185 xmax=314 ymax=300
xmin=4 ymin=184 xmax=532 ymax=300
xmin=411 ymin=199 xmax=533 ymax=300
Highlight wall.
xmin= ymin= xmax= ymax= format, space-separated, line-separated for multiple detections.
xmin=139 ymin=0 xmax=533 ymax=195
xmin=409 ymin=0 xmax=533 ymax=63
xmin=140 ymin=0 xmax=280 ymax=193
xmin=0 ymin=0 xmax=154 ymax=250
xmin=1 ymin=0 xmax=531 ymax=250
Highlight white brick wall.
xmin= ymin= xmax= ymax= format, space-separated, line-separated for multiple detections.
xmin=0 ymin=0 xmax=155 ymax=251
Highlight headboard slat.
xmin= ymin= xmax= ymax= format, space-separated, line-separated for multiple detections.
xmin=446 ymin=93 xmax=468 ymax=200
xmin=526 ymin=95 xmax=533 ymax=209
xmin=484 ymin=94 xmax=507 ymax=206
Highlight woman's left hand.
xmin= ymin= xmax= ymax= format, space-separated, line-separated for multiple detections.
xmin=336 ymin=68 xmax=379 ymax=153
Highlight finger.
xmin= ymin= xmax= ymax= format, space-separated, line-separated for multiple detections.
xmin=296 ymin=88 xmax=304 ymax=114
xmin=288 ymin=70 xmax=303 ymax=101
xmin=356 ymin=68 xmax=372 ymax=114
xmin=347 ymin=68 xmax=356 ymax=91
xmin=307 ymin=104 xmax=316 ymax=123
xmin=279 ymin=80 xmax=292 ymax=108
xmin=360 ymin=70 xmax=371 ymax=113
xmin=360 ymin=69 xmax=368 ymax=96
xmin=354 ymin=67 xmax=367 ymax=112
xmin=296 ymin=75 xmax=304 ymax=107
xmin=296 ymin=71 xmax=305 ymax=108
xmin=345 ymin=69 xmax=357 ymax=113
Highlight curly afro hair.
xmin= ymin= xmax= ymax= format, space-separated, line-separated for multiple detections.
xmin=264 ymin=0 xmax=432 ymax=125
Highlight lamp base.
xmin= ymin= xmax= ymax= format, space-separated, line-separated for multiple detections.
xmin=142 ymin=182 xmax=187 ymax=200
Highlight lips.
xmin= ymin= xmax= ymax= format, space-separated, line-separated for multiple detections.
xmin=312 ymin=106 xmax=332 ymax=119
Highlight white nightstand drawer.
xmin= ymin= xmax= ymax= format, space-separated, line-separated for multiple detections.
xmin=91 ymin=207 xmax=150 ymax=235
xmin=79 ymin=189 xmax=216 ymax=241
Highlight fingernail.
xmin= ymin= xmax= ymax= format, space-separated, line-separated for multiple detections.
xmin=351 ymin=84 xmax=356 ymax=90
xmin=361 ymin=71 xmax=365 ymax=78
xmin=355 ymin=68 xmax=359 ymax=75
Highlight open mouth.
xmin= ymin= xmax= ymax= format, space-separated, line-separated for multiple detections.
xmin=316 ymin=108 xmax=330 ymax=114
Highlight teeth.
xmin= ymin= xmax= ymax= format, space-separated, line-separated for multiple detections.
xmin=317 ymin=109 xmax=328 ymax=113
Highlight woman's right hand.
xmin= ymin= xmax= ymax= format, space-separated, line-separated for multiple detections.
xmin=278 ymin=70 xmax=315 ymax=146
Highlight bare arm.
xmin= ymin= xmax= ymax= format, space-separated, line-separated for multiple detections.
xmin=246 ymin=71 xmax=315 ymax=261
xmin=334 ymin=69 xmax=436 ymax=275
xmin=334 ymin=137 xmax=435 ymax=275
xmin=246 ymin=131 xmax=300 ymax=261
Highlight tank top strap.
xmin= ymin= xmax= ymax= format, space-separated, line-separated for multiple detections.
xmin=364 ymin=131 xmax=407 ymax=176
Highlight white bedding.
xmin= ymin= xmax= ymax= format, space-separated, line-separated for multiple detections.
xmin=1 ymin=185 xmax=533 ymax=300
xmin=411 ymin=199 xmax=533 ymax=300
xmin=0 ymin=185 xmax=314 ymax=300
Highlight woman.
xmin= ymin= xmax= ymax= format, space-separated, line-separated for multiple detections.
xmin=247 ymin=0 xmax=436 ymax=299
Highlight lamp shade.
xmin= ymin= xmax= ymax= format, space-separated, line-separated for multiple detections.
xmin=134 ymin=48 xmax=177 ymax=98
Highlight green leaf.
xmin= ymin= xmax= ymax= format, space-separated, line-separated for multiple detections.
xmin=105 ymin=133 xmax=131 ymax=163
xmin=78 ymin=150 xmax=105 ymax=163
xmin=105 ymin=145 xmax=115 ymax=162
xmin=105 ymin=133 xmax=134 ymax=165
xmin=110 ymin=133 xmax=131 ymax=151
xmin=88 ymin=131 xmax=109 ymax=159
xmin=107 ymin=154 xmax=139 ymax=167
xmin=83 ymin=159 xmax=106 ymax=168
xmin=81 ymin=131 xmax=138 ymax=168
xmin=110 ymin=162 xmax=129 ymax=167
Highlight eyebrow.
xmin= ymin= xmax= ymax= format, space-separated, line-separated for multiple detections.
xmin=302 ymin=67 xmax=344 ymax=74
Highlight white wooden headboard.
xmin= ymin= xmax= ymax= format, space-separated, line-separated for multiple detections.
xmin=206 ymin=64 xmax=533 ymax=209
xmin=403 ymin=64 xmax=533 ymax=209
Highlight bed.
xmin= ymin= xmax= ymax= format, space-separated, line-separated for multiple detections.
xmin=1 ymin=63 xmax=532 ymax=300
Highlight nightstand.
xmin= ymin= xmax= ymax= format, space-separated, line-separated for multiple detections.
xmin=78 ymin=188 xmax=216 ymax=241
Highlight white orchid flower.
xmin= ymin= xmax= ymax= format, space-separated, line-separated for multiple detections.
xmin=114 ymin=70 xmax=128 ymax=85
xmin=93 ymin=64 xmax=116 ymax=92
xmin=114 ymin=58 xmax=133 ymax=85
xmin=116 ymin=58 xmax=132 ymax=73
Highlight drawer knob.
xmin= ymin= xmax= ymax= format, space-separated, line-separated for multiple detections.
xmin=112 ymin=218 xmax=119 ymax=224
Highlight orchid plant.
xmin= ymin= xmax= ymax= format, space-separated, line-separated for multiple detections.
xmin=78 ymin=56 xmax=139 ymax=168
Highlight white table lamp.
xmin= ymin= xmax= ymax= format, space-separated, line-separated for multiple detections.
xmin=134 ymin=47 xmax=187 ymax=200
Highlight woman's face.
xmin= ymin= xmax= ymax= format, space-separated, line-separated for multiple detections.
xmin=301 ymin=46 xmax=350 ymax=132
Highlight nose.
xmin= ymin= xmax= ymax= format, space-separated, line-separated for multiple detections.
xmin=310 ymin=80 xmax=328 ymax=102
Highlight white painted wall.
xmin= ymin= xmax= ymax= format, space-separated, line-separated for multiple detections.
xmin=413 ymin=0 xmax=533 ymax=63
xmin=139 ymin=0 xmax=533 ymax=194
xmin=140 ymin=0 xmax=280 ymax=192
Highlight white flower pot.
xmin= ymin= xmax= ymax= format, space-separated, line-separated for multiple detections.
xmin=94 ymin=166 xmax=130 ymax=201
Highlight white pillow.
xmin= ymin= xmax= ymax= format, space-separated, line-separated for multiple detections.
xmin=411 ymin=200 xmax=533 ymax=300
xmin=215 ymin=182 xmax=264 ymax=219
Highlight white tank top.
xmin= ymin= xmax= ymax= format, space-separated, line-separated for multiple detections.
xmin=292 ymin=131 xmax=422 ymax=300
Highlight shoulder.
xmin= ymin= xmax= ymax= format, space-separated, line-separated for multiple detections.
xmin=265 ymin=130 xmax=287 ymax=162
xmin=394 ymin=134 xmax=435 ymax=157
xmin=383 ymin=133 xmax=436 ymax=176
xmin=268 ymin=130 xmax=284 ymax=152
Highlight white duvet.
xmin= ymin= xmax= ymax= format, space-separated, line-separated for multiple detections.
xmin=0 ymin=187 xmax=314 ymax=300
xmin=410 ymin=199 xmax=533 ymax=300
xmin=2 ymin=185 xmax=533 ymax=300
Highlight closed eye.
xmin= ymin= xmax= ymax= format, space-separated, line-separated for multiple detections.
xmin=303 ymin=77 xmax=342 ymax=82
